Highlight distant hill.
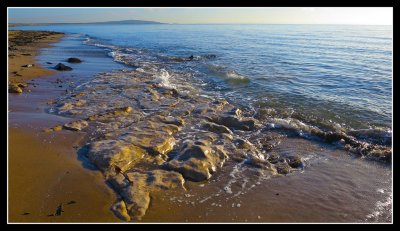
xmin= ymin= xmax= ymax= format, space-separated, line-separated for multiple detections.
xmin=9 ymin=20 xmax=164 ymax=27
xmin=92 ymin=20 xmax=163 ymax=24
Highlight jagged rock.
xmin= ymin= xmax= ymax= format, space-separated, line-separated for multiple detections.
xmin=55 ymin=63 xmax=72 ymax=71
xmin=87 ymin=140 xmax=146 ymax=176
xmin=164 ymin=140 xmax=228 ymax=181
xmin=151 ymin=115 xmax=185 ymax=126
xmin=109 ymin=170 xmax=185 ymax=221
xmin=234 ymin=138 xmax=254 ymax=150
xmin=213 ymin=114 xmax=258 ymax=131
xmin=120 ymin=131 xmax=176 ymax=156
xmin=202 ymin=121 xmax=233 ymax=134
xmin=63 ymin=120 xmax=88 ymax=131
xmin=67 ymin=57 xmax=82 ymax=63
xmin=87 ymin=106 xmax=135 ymax=121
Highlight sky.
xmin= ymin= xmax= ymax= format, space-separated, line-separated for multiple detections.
xmin=8 ymin=7 xmax=393 ymax=25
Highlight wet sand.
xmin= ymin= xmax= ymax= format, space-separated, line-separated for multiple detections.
xmin=8 ymin=31 xmax=119 ymax=222
xmin=8 ymin=30 xmax=64 ymax=85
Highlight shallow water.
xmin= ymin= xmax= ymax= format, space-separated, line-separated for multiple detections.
xmin=9 ymin=25 xmax=393 ymax=222
xmin=13 ymin=24 xmax=392 ymax=133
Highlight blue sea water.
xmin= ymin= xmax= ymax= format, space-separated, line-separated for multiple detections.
xmin=12 ymin=24 xmax=392 ymax=133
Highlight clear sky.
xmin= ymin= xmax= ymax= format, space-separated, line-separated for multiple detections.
xmin=8 ymin=7 xmax=393 ymax=25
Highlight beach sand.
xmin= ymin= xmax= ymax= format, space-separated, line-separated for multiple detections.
xmin=8 ymin=31 xmax=64 ymax=85
xmin=8 ymin=30 xmax=119 ymax=222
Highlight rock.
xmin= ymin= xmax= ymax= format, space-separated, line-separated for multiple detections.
xmin=245 ymin=155 xmax=276 ymax=173
xmin=234 ymin=138 xmax=254 ymax=150
xmin=112 ymin=201 xmax=131 ymax=221
xmin=67 ymin=57 xmax=82 ymax=63
xmin=108 ymin=170 xmax=185 ymax=221
xmin=213 ymin=114 xmax=258 ymax=131
xmin=87 ymin=106 xmax=135 ymax=121
xmin=87 ymin=140 xmax=146 ymax=176
xmin=120 ymin=131 xmax=176 ymax=156
xmin=55 ymin=204 xmax=64 ymax=216
xmin=44 ymin=125 xmax=63 ymax=133
xmin=275 ymin=161 xmax=291 ymax=175
xmin=267 ymin=152 xmax=281 ymax=164
xmin=21 ymin=64 xmax=34 ymax=67
xmin=9 ymin=84 xmax=23 ymax=93
xmin=152 ymin=115 xmax=185 ymax=127
xmin=63 ymin=120 xmax=88 ymax=131
xmin=323 ymin=131 xmax=346 ymax=143
xmin=55 ymin=63 xmax=72 ymax=71
xmin=287 ymin=155 xmax=303 ymax=168
xmin=202 ymin=121 xmax=233 ymax=134
xmin=164 ymin=140 xmax=228 ymax=181
xmin=255 ymin=108 xmax=277 ymax=119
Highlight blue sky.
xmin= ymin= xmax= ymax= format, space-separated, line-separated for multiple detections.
xmin=8 ymin=7 xmax=393 ymax=25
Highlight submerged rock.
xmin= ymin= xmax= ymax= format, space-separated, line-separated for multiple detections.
xmin=55 ymin=63 xmax=72 ymax=71
xmin=164 ymin=140 xmax=228 ymax=181
xmin=212 ymin=113 xmax=258 ymax=131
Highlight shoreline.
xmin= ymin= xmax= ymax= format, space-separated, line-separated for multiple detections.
xmin=8 ymin=31 xmax=64 ymax=87
xmin=8 ymin=30 xmax=119 ymax=222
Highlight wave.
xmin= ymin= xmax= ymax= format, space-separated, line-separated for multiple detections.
xmin=206 ymin=64 xmax=250 ymax=85
xmin=160 ymin=54 xmax=217 ymax=62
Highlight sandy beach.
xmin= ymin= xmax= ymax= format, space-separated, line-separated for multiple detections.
xmin=8 ymin=30 xmax=119 ymax=222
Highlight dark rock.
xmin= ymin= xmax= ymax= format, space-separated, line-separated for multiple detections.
xmin=66 ymin=200 xmax=76 ymax=205
xmin=275 ymin=162 xmax=291 ymax=175
xmin=287 ymin=155 xmax=303 ymax=168
xmin=67 ymin=57 xmax=82 ymax=63
xmin=267 ymin=152 xmax=281 ymax=164
xmin=55 ymin=63 xmax=72 ymax=71
xmin=55 ymin=204 xmax=64 ymax=216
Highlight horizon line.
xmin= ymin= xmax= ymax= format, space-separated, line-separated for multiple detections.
xmin=8 ymin=22 xmax=393 ymax=26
